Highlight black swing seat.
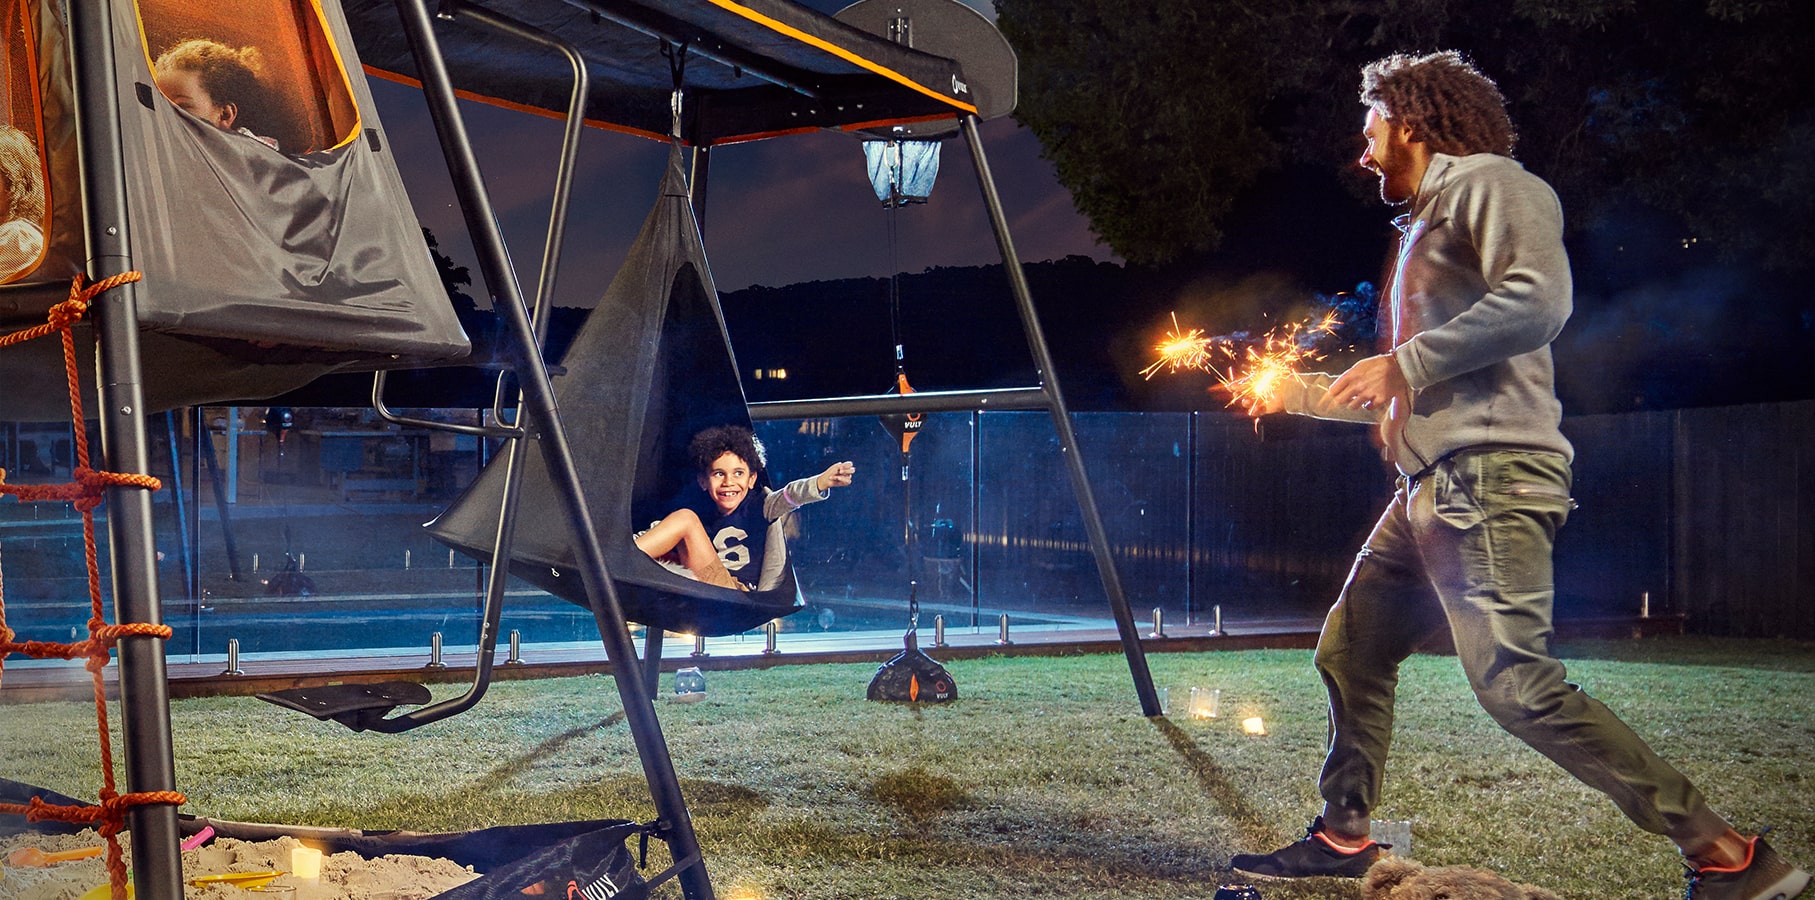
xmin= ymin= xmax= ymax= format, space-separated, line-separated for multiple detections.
xmin=427 ymin=147 xmax=806 ymax=638
xmin=257 ymin=681 xmax=433 ymax=732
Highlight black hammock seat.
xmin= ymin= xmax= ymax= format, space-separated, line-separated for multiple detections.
xmin=425 ymin=145 xmax=800 ymax=638
xmin=0 ymin=0 xmax=469 ymax=420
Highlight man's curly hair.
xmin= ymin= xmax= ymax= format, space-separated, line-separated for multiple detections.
xmin=1360 ymin=51 xmax=1516 ymax=157
xmin=689 ymin=425 xmax=766 ymax=479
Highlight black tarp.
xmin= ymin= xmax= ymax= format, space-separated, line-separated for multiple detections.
xmin=426 ymin=147 xmax=801 ymax=636
xmin=341 ymin=0 xmax=978 ymax=146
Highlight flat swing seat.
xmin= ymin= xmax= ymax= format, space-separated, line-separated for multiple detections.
xmin=256 ymin=681 xmax=433 ymax=732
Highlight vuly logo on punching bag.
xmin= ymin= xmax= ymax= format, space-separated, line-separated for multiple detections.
xmin=868 ymin=627 xmax=957 ymax=703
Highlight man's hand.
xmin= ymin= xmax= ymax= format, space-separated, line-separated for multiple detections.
xmin=1327 ymin=353 xmax=1410 ymax=414
xmin=817 ymin=460 xmax=856 ymax=493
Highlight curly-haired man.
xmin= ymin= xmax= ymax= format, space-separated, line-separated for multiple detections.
xmin=1232 ymin=51 xmax=1808 ymax=900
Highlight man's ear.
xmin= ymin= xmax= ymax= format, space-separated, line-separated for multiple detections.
xmin=216 ymin=102 xmax=238 ymax=130
xmin=1397 ymin=118 xmax=1422 ymax=146
xmin=697 ymin=474 xmax=709 ymax=491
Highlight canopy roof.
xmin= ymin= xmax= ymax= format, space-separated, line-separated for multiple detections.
xmin=342 ymin=0 xmax=979 ymax=145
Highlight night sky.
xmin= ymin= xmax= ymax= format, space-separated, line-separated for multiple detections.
xmin=370 ymin=0 xmax=1113 ymax=301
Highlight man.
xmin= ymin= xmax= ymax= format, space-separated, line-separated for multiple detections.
xmin=1229 ymin=51 xmax=1808 ymax=900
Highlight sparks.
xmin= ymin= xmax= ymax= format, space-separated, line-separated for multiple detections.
xmin=1140 ymin=312 xmax=1221 ymax=379
xmin=1142 ymin=310 xmax=1341 ymax=415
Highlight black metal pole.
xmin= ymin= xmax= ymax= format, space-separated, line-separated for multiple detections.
xmin=1185 ymin=411 xmax=1196 ymax=625
xmin=642 ymin=628 xmax=666 ymax=698
xmin=959 ymin=116 xmax=1161 ymax=717
xmin=161 ymin=411 xmax=193 ymax=600
xmin=67 ymin=1 xmax=184 ymax=895
xmin=197 ymin=419 xmax=244 ymax=581
xmin=689 ymin=144 xmax=710 ymax=237
xmin=969 ymin=411 xmax=981 ymax=628
xmin=748 ymin=386 xmax=1049 ymax=420
xmin=390 ymin=3 xmax=714 ymax=896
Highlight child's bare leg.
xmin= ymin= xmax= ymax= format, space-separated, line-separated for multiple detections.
xmin=635 ymin=508 xmax=744 ymax=590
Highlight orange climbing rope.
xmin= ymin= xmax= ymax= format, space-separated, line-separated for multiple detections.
xmin=0 ymin=272 xmax=185 ymax=899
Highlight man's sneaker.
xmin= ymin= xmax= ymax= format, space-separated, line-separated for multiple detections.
xmin=1685 ymin=837 xmax=1810 ymax=900
xmin=1229 ymin=816 xmax=1385 ymax=878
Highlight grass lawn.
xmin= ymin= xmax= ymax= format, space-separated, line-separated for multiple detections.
xmin=3 ymin=637 xmax=1811 ymax=898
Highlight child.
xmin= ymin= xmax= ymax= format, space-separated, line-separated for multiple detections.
xmin=152 ymin=38 xmax=283 ymax=151
xmin=0 ymin=125 xmax=45 ymax=283
xmin=636 ymin=425 xmax=855 ymax=591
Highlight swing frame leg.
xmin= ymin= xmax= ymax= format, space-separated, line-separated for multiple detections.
xmin=960 ymin=115 xmax=1164 ymax=718
xmin=69 ymin=1 xmax=186 ymax=895
xmin=393 ymin=2 xmax=714 ymax=897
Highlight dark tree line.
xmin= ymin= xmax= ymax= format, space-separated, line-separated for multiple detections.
xmin=997 ymin=0 xmax=1814 ymax=271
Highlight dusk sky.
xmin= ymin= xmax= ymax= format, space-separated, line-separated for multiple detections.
xmin=369 ymin=0 xmax=1116 ymax=304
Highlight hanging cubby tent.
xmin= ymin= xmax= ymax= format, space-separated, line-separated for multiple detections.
xmin=0 ymin=0 xmax=468 ymax=419
xmin=426 ymin=147 xmax=798 ymax=637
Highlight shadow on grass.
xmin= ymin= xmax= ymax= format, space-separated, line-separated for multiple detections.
xmin=868 ymin=766 xmax=974 ymax=823
xmin=736 ymin=815 xmax=1227 ymax=882
xmin=472 ymin=712 xmax=627 ymax=793
xmin=1150 ymin=715 xmax=1280 ymax=852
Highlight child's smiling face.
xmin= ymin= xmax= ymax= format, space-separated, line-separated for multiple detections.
xmin=698 ymin=451 xmax=757 ymax=516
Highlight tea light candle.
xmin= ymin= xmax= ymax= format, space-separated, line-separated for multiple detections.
xmin=1241 ymin=716 xmax=1267 ymax=736
xmin=292 ymin=845 xmax=323 ymax=880
xmin=1188 ymin=687 xmax=1220 ymax=720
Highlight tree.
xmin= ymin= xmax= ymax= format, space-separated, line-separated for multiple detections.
xmin=996 ymin=0 xmax=1815 ymax=269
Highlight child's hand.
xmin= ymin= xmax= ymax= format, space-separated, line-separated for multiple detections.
xmin=817 ymin=461 xmax=856 ymax=492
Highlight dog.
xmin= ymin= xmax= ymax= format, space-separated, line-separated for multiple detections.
xmin=1363 ymin=856 xmax=1564 ymax=900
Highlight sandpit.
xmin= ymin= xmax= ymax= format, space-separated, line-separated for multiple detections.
xmin=0 ymin=828 xmax=479 ymax=899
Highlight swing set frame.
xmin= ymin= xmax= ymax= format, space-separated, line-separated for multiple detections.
xmin=40 ymin=1 xmax=1163 ymax=897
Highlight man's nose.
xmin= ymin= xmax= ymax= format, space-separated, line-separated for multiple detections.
xmin=1358 ymin=149 xmax=1377 ymax=171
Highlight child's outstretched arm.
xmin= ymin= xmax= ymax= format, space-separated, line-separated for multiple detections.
xmin=763 ymin=461 xmax=856 ymax=519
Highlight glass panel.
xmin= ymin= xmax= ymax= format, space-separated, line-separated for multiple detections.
xmin=977 ymin=412 xmax=1190 ymax=633
xmin=754 ymin=412 xmax=975 ymax=635
xmin=1191 ymin=414 xmax=1395 ymax=625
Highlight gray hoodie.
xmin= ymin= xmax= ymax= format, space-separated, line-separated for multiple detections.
xmin=1281 ymin=152 xmax=1573 ymax=475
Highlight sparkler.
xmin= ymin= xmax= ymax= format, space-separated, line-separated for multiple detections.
xmin=1139 ymin=312 xmax=1219 ymax=379
xmin=1143 ymin=310 xmax=1341 ymax=413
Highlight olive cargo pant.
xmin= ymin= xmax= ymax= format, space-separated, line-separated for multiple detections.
xmin=1314 ymin=449 xmax=1730 ymax=851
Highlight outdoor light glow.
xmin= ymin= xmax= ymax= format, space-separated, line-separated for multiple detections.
xmin=291 ymin=845 xmax=323 ymax=880
xmin=1188 ymin=686 xmax=1220 ymax=719
xmin=1241 ymin=716 xmax=1267 ymax=736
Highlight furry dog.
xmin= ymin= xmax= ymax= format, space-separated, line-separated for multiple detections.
xmin=1363 ymin=856 xmax=1564 ymax=900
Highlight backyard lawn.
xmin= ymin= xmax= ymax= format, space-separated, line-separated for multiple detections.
xmin=2 ymin=637 xmax=1811 ymax=898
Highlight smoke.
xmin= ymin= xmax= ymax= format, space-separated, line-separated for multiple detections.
xmin=1556 ymin=263 xmax=1769 ymax=412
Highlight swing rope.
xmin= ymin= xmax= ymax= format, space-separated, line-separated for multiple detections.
xmin=0 ymin=272 xmax=182 ymax=900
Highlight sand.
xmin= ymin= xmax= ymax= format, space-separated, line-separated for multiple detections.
xmin=0 ymin=828 xmax=479 ymax=899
